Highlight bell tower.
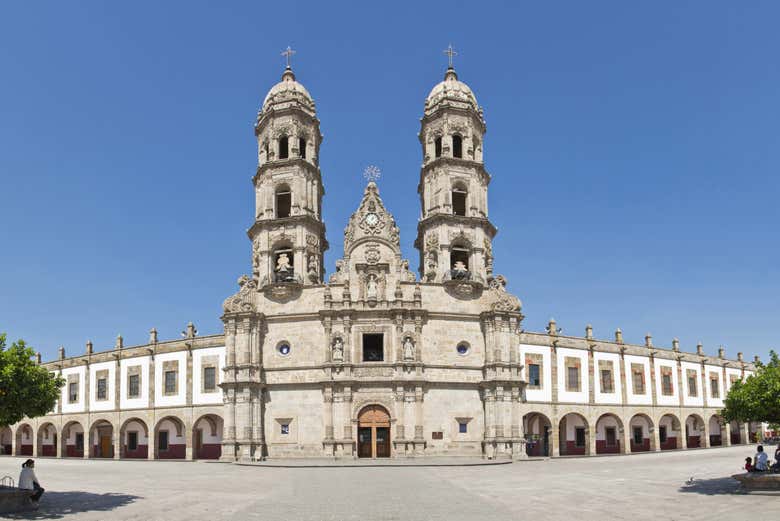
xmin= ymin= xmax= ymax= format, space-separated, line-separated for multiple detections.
xmin=414 ymin=48 xmax=496 ymax=284
xmin=250 ymin=49 xmax=328 ymax=288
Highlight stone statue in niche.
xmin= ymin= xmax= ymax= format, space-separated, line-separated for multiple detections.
xmin=403 ymin=336 xmax=415 ymax=361
xmin=307 ymin=254 xmax=319 ymax=282
xmin=451 ymin=260 xmax=469 ymax=280
xmin=276 ymin=253 xmax=291 ymax=273
xmin=332 ymin=337 xmax=344 ymax=362
xmin=366 ymin=274 xmax=378 ymax=300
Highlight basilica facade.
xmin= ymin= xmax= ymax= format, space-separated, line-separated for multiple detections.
xmin=2 ymin=61 xmax=760 ymax=462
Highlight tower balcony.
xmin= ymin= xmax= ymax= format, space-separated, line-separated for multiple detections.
xmin=259 ymin=272 xmax=303 ymax=301
xmin=442 ymin=269 xmax=485 ymax=298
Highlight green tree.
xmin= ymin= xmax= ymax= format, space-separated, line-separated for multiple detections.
xmin=0 ymin=333 xmax=64 ymax=426
xmin=722 ymin=350 xmax=780 ymax=426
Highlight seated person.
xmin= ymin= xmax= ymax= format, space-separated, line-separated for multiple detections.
xmin=754 ymin=445 xmax=769 ymax=472
xmin=744 ymin=457 xmax=753 ymax=472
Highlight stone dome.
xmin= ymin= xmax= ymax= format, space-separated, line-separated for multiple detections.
xmin=259 ymin=67 xmax=316 ymax=115
xmin=424 ymin=67 xmax=480 ymax=116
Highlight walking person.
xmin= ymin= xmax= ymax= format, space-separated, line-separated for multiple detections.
xmin=19 ymin=459 xmax=44 ymax=504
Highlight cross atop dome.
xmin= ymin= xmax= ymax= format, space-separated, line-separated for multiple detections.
xmin=281 ymin=46 xmax=296 ymax=69
xmin=443 ymin=44 xmax=457 ymax=69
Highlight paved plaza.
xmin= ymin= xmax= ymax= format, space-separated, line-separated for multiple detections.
xmin=0 ymin=446 xmax=777 ymax=521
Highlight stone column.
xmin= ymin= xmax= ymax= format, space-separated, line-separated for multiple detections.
xmin=394 ymin=386 xmax=405 ymax=440
xmin=550 ymin=415 xmax=560 ymax=457
xmin=723 ymin=421 xmax=732 ymax=447
xmin=618 ymin=352 xmax=628 ymax=407
xmin=648 ymin=353 xmax=658 ymax=407
xmin=651 ymin=424 xmax=661 ymax=452
xmin=702 ymin=418 xmax=711 ymax=449
xmin=186 ymin=347 xmax=194 ymax=407
xmin=588 ymin=424 xmax=596 ymax=456
xmin=113 ymin=424 xmax=121 ymax=460
xmin=701 ymin=361 xmax=709 ymax=410
xmin=414 ymin=386 xmax=425 ymax=455
xmin=740 ymin=423 xmax=749 ymax=445
xmin=587 ymin=348 xmax=595 ymax=404
xmin=550 ymin=344 xmax=558 ymax=404
xmin=621 ymin=420 xmax=631 ymax=455
xmin=324 ymin=387 xmax=334 ymax=440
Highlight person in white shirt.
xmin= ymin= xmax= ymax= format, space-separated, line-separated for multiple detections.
xmin=18 ymin=459 xmax=44 ymax=502
xmin=753 ymin=445 xmax=769 ymax=471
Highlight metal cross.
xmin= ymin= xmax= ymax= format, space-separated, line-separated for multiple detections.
xmin=363 ymin=165 xmax=381 ymax=183
xmin=281 ymin=46 xmax=296 ymax=68
xmin=443 ymin=44 xmax=457 ymax=68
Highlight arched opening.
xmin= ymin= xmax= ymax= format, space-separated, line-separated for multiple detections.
xmin=193 ymin=414 xmax=223 ymax=460
xmin=658 ymin=413 xmax=681 ymax=450
xmin=629 ymin=414 xmax=654 ymax=452
xmin=450 ymin=246 xmax=470 ymax=280
xmin=559 ymin=413 xmax=589 ymax=456
xmin=452 ymin=135 xmax=463 ymax=158
xmin=36 ymin=422 xmax=58 ymax=457
xmin=452 ymin=183 xmax=467 ymax=216
xmin=708 ymin=415 xmax=723 ymax=446
xmin=298 ymin=138 xmax=306 ymax=159
xmin=15 ymin=424 xmax=33 ymax=456
xmin=685 ymin=414 xmax=704 ymax=448
xmin=357 ymin=405 xmax=391 ymax=459
xmin=275 ymin=184 xmax=292 ymax=218
xmin=273 ymin=247 xmax=295 ymax=282
xmin=523 ymin=412 xmax=552 ymax=457
xmin=434 ymin=136 xmax=442 ymax=158
xmin=120 ymin=418 xmax=149 ymax=459
xmin=729 ymin=420 xmax=743 ymax=445
xmin=62 ymin=421 xmax=85 ymax=457
xmin=278 ymin=136 xmax=289 ymax=159
xmin=89 ymin=419 xmax=114 ymax=458
xmin=595 ymin=413 xmax=624 ymax=454
xmin=154 ymin=416 xmax=186 ymax=459
xmin=0 ymin=426 xmax=11 ymax=455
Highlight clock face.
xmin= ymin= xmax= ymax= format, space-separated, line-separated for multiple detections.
xmin=365 ymin=212 xmax=379 ymax=226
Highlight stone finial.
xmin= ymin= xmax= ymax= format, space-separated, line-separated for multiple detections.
xmin=645 ymin=334 xmax=652 ymax=348
xmin=546 ymin=318 xmax=558 ymax=336
xmin=58 ymin=346 xmax=65 ymax=360
xmin=35 ymin=352 xmax=42 ymax=364
xmin=738 ymin=352 xmax=744 ymax=362
xmin=615 ymin=328 xmax=623 ymax=344
xmin=754 ymin=355 xmax=761 ymax=364
xmin=672 ymin=338 xmax=680 ymax=352
xmin=718 ymin=346 xmax=725 ymax=359
xmin=185 ymin=322 xmax=197 ymax=339
xmin=116 ymin=334 xmax=123 ymax=350
xmin=86 ymin=340 xmax=93 ymax=355
xmin=696 ymin=342 xmax=703 ymax=356
xmin=585 ymin=324 xmax=593 ymax=340
xmin=149 ymin=328 xmax=158 ymax=344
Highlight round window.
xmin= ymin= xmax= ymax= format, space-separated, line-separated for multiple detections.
xmin=278 ymin=343 xmax=291 ymax=356
xmin=457 ymin=343 xmax=470 ymax=356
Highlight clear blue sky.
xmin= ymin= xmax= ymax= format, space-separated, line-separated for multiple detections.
xmin=1 ymin=2 xmax=778 ymax=362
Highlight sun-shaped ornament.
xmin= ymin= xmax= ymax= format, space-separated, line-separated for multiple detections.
xmin=363 ymin=165 xmax=381 ymax=183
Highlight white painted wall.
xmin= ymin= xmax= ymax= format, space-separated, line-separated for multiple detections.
xmin=654 ymin=360 xmax=679 ymax=406
xmin=556 ymin=348 xmax=588 ymax=403
xmin=593 ymin=352 xmax=621 ymax=404
xmin=681 ymin=362 xmax=703 ymax=407
xmin=192 ymin=347 xmax=225 ymax=405
xmin=156 ymin=418 xmax=185 ymax=444
xmin=563 ymin=413 xmax=586 ymax=439
xmin=595 ymin=415 xmax=619 ymax=440
xmin=88 ymin=361 xmax=116 ymax=411
xmin=705 ymin=364 xmax=725 ymax=407
xmin=154 ymin=351 xmax=187 ymax=407
xmin=519 ymin=344 xmax=551 ymax=402
xmin=120 ymin=356 xmax=150 ymax=409
xmin=60 ymin=366 xmax=86 ymax=414
xmin=194 ymin=416 xmax=223 ymax=444
xmin=624 ymin=355 xmax=652 ymax=405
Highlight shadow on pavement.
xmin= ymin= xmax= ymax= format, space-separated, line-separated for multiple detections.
xmin=678 ymin=476 xmax=743 ymax=496
xmin=3 ymin=491 xmax=141 ymax=519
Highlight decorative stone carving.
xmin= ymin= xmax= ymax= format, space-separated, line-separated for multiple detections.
xmin=365 ymin=243 xmax=381 ymax=265
xmin=306 ymin=234 xmax=318 ymax=249
xmin=485 ymin=275 xmax=522 ymax=312
xmin=343 ymin=182 xmax=401 ymax=254
xmin=332 ymin=337 xmax=344 ymax=363
xmin=424 ymin=234 xmax=439 ymax=281
xmin=366 ymin=274 xmax=378 ymax=300
xmin=307 ymin=253 xmax=319 ymax=283
xmin=329 ymin=259 xmax=346 ymax=283
xmin=400 ymin=259 xmax=416 ymax=281
xmin=222 ymin=275 xmax=257 ymax=314
xmin=449 ymin=229 xmax=474 ymax=247
xmin=403 ymin=336 xmax=415 ymax=361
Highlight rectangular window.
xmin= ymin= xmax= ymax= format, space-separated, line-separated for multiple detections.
xmin=633 ymin=426 xmax=643 ymax=445
xmin=128 ymin=374 xmax=140 ymax=398
xmin=68 ymin=382 xmax=78 ymax=403
xmin=661 ymin=368 xmax=674 ymax=396
xmin=158 ymin=431 xmax=169 ymax=451
xmin=528 ymin=364 xmax=541 ymax=388
xmin=575 ymin=427 xmax=586 ymax=447
xmin=729 ymin=375 xmax=739 ymax=388
xmin=631 ymin=364 xmax=646 ymax=394
xmin=687 ymin=370 xmax=698 ymax=397
xmin=605 ymin=427 xmax=616 ymax=446
xmin=458 ymin=422 xmax=468 ymax=434
xmin=565 ymin=358 xmax=581 ymax=392
xmin=280 ymin=424 xmax=290 ymax=435
xmin=164 ymin=371 xmax=177 ymax=394
xmin=710 ymin=374 xmax=720 ymax=398
xmin=362 ymin=333 xmax=384 ymax=362
xmin=659 ymin=426 xmax=668 ymax=444
xmin=600 ymin=369 xmax=614 ymax=393
xmin=128 ymin=431 xmax=138 ymax=451
xmin=96 ymin=378 xmax=107 ymax=400
xmin=204 ymin=367 xmax=216 ymax=392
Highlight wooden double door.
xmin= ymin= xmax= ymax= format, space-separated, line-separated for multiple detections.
xmin=357 ymin=405 xmax=391 ymax=458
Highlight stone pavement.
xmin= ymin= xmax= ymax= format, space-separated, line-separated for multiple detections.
xmin=0 ymin=445 xmax=777 ymax=521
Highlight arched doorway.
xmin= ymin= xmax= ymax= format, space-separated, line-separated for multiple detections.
xmin=658 ymin=414 xmax=681 ymax=450
xmin=0 ymin=426 xmax=12 ymax=455
xmin=36 ymin=423 xmax=58 ymax=457
xmin=62 ymin=421 xmax=84 ymax=457
xmin=628 ymin=414 xmax=654 ymax=452
xmin=89 ymin=420 xmax=114 ymax=458
xmin=15 ymin=424 xmax=33 ymax=456
xmin=154 ymin=416 xmax=186 ymax=459
xmin=119 ymin=418 xmax=149 ymax=459
xmin=357 ymin=405 xmax=391 ymax=458
xmin=686 ymin=414 xmax=704 ymax=448
xmin=193 ymin=414 xmax=223 ymax=460
xmin=523 ymin=412 xmax=551 ymax=457
xmin=559 ymin=413 xmax=589 ymax=456
xmin=595 ymin=414 xmax=624 ymax=454
xmin=708 ymin=415 xmax=724 ymax=446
